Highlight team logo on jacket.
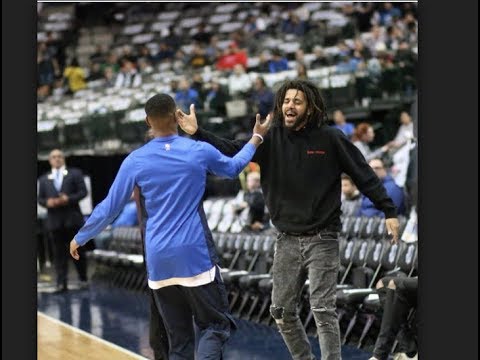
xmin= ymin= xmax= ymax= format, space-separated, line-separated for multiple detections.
xmin=165 ymin=144 xmax=171 ymax=151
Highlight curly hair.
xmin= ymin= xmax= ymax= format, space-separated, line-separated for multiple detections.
xmin=272 ymin=79 xmax=328 ymax=128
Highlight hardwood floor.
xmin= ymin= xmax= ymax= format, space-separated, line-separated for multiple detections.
xmin=37 ymin=312 xmax=149 ymax=360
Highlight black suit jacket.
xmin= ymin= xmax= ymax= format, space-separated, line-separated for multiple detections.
xmin=38 ymin=167 xmax=87 ymax=231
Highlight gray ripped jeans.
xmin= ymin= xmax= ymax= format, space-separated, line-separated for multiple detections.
xmin=270 ymin=230 xmax=341 ymax=360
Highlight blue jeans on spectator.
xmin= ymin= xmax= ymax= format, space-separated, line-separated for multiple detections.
xmin=270 ymin=231 xmax=341 ymax=360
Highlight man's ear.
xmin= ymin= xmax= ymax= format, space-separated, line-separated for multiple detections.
xmin=145 ymin=116 xmax=151 ymax=128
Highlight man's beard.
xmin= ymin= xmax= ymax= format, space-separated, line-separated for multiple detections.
xmin=284 ymin=112 xmax=309 ymax=131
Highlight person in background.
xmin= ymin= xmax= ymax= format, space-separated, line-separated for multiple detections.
xmin=352 ymin=122 xmax=392 ymax=162
xmin=332 ymin=110 xmax=355 ymax=139
xmin=175 ymin=78 xmax=200 ymax=112
xmin=341 ymin=174 xmax=362 ymax=217
xmin=268 ymin=48 xmax=289 ymax=73
xmin=38 ymin=149 xmax=89 ymax=292
xmin=204 ymin=80 xmax=229 ymax=116
xmin=63 ymin=58 xmax=87 ymax=94
xmin=231 ymin=171 xmax=266 ymax=232
xmin=359 ymin=158 xmax=406 ymax=217
xmin=114 ymin=59 xmax=142 ymax=88
xmin=228 ymin=64 xmax=252 ymax=97
xmin=250 ymin=77 xmax=274 ymax=119
xmin=387 ymin=111 xmax=415 ymax=150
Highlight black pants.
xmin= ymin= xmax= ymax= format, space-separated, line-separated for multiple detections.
xmin=373 ymin=277 xmax=418 ymax=360
xmin=152 ymin=267 xmax=235 ymax=360
xmin=149 ymin=289 xmax=169 ymax=360
xmin=50 ymin=227 xmax=87 ymax=287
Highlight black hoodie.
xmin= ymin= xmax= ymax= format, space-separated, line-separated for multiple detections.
xmin=193 ymin=123 xmax=397 ymax=234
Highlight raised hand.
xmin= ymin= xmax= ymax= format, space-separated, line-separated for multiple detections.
xmin=176 ymin=104 xmax=198 ymax=135
xmin=253 ymin=113 xmax=272 ymax=138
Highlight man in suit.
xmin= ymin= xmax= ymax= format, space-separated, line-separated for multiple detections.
xmin=38 ymin=149 xmax=88 ymax=292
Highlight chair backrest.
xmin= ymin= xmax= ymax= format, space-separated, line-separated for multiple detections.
xmin=351 ymin=238 xmax=376 ymax=267
xmin=248 ymin=235 xmax=273 ymax=274
xmin=225 ymin=99 xmax=248 ymax=118
xmin=364 ymin=239 xmax=387 ymax=270
xmin=360 ymin=217 xmax=382 ymax=239
xmin=340 ymin=238 xmax=357 ymax=267
xmin=396 ymin=241 xmax=417 ymax=274
xmin=380 ymin=240 xmax=402 ymax=271
xmin=340 ymin=215 xmax=354 ymax=239
xmin=350 ymin=216 xmax=369 ymax=239
xmin=373 ymin=218 xmax=387 ymax=241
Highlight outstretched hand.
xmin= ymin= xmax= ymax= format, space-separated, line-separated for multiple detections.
xmin=176 ymin=104 xmax=198 ymax=135
xmin=253 ymin=113 xmax=272 ymax=138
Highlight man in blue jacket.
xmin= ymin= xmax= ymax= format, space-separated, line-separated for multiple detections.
xmin=359 ymin=158 xmax=406 ymax=217
xmin=69 ymin=93 xmax=271 ymax=359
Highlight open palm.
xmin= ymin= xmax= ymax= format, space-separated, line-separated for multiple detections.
xmin=176 ymin=104 xmax=198 ymax=135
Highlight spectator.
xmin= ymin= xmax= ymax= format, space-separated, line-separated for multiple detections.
xmin=103 ymin=66 xmax=116 ymax=88
xmin=268 ymin=48 xmax=289 ymax=73
xmin=189 ymin=44 xmax=209 ymax=69
xmin=352 ymin=122 xmax=391 ymax=162
xmin=359 ymin=158 xmax=405 ymax=217
xmin=204 ymin=80 xmax=229 ymax=116
xmin=45 ymin=31 xmax=66 ymax=70
xmin=175 ymin=78 xmax=200 ymax=112
xmin=366 ymin=25 xmax=387 ymax=56
xmin=165 ymin=25 xmax=182 ymax=52
xmin=295 ymin=49 xmax=309 ymax=68
xmin=37 ymin=44 xmax=58 ymax=97
xmin=255 ymin=51 xmax=271 ymax=73
xmin=310 ymin=46 xmax=331 ymax=69
xmin=372 ymin=2 xmax=402 ymax=27
xmin=231 ymin=171 xmax=266 ymax=232
xmin=192 ymin=23 xmax=212 ymax=45
xmin=341 ymin=174 xmax=362 ymax=217
xmin=137 ymin=45 xmax=155 ymax=66
xmin=282 ymin=11 xmax=307 ymax=36
xmin=296 ymin=62 xmax=308 ymax=80
xmin=63 ymin=58 xmax=87 ymax=94
xmin=191 ymin=73 xmax=207 ymax=105
xmin=89 ymin=44 xmax=106 ymax=65
xmin=205 ymin=35 xmax=222 ymax=64
xmin=244 ymin=15 xmax=260 ymax=38
xmin=100 ymin=52 xmax=120 ymax=73
xmin=172 ymin=49 xmax=188 ymax=73
xmin=387 ymin=111 xmax=415 ymax=150
xmin=216 ymin=42 xmax=248 ymax=71
xmin=369 ymin=276 xmax=418 ymax=360
xmin=250 ymin=77 xmax=274 ymax=119
xmin=332 ymin=110 xmax=355 ymax=138
xmin=336 ymin=54 xmax=361 ymax=74
xmin=228 ymin=64 xmax=252 ymax=97
xmin=114 ymin=59 xmax=142 ymax=88
xmin=154 ymin=42 xmax=175 ymax=63
xmin=87 ymin=62 xmax=104 ymax=82
xmin=119 ymin=45 xmax=138 ymax=65
xmin=353 ymin=38 xmax=372 ymax=59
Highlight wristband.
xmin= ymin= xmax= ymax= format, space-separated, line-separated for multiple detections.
xmin=252 ymin=133 xmax=264 ymax=144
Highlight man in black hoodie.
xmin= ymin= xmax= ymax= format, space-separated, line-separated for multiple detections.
xmin=176 ymin=79 xmax=400 ymax=360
